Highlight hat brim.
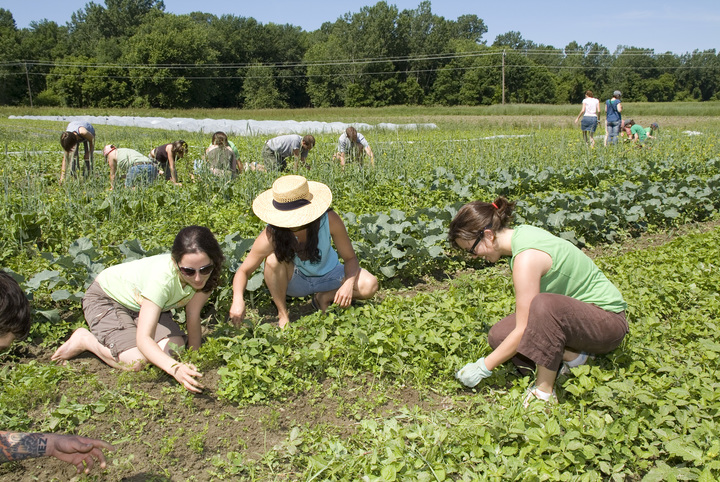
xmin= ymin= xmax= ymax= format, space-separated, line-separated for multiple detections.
xmin=252 ymin=181 xmax=332 ymax=228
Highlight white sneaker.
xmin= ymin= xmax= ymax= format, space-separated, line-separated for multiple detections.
xmin=523 ymin=386 xmax=557 ymax=408
xmin=559 ymin=352 xmax=590 ymax=376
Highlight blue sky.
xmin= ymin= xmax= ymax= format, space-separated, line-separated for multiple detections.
xmin=3 ymin=0 xmax=719 ymax=54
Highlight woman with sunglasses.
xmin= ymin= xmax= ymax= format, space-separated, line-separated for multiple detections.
xmin=448 ymin=197 xmax=628 ymax=406
xmin=52 ymin=226 xmax=224 ymax=393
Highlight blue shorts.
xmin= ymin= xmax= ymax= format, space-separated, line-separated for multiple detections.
xmin=286 ymin=263 xmax=345 ymax=297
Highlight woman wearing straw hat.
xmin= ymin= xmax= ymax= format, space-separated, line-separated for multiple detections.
xmin=229 ymin=175 xmax=378 ymax=329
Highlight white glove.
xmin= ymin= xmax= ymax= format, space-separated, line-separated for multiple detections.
xmin=456 ymin=357 xmax=492 ymax=387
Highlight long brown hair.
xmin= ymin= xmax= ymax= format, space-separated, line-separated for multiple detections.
xmin=171 ymin=226 xmax=225 ymax=293
xmin=448 ymin=196 xmax=516 ymax=249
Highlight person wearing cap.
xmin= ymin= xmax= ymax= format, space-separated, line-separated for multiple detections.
xmin=574 ymin=90 xmax=601 ymax=148
xmin=103 ymin=145 xmax=158 ymax=189
xmin=333 ymin=127 xmax=375 ymax=166
xmin=149 ymin=140 xmax=188 ymax=185
xmin=51 ymin=226 xmax=225 ymax=393
xmin=448 ymin=196 xmax=627 ymax=407
xmin=0 ymin=272 xmax=114 ymax=473
xmin=604 ymin=90 xmax=623 ymax=146
xmin=262 ymin=134 xmax=315 ymax=171
xmin=644 ymin=122 xmax=659 ymax=139
xmin=60 ymin=121 xmax=95 ymax=184
xmin=229 ymin=175 xmax=379 ymax=329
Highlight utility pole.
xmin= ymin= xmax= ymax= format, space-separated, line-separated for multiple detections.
xmin=502 ymin=50 xmax=506 ymax=105
xmin=24 ymin=62 xmax=33 ymax=108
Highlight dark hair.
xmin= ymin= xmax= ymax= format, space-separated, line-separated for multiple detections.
xmin=0 ymin=272 xmax=31 ymax=340
xmin=625 ymin=119 xmax=635 ymax=127
xmin=60 ymin=131 xmax=79 ymax=152
xmin=302 ymin=135 xmax=316 ymax=150
xmin=268 ymin=210 xmax=331 ymax=264
xmin=585 ymin=90 xmax=593 ymax=97
xmin=448 ymin=197 xmax=516 ymax=249
xmin=211 ymin=132 xmax=228 ymax=148
xmin=171 ymin=140 xmax=188 ymax=157
xmin=171 ymin=226 xmax=225 ymax=293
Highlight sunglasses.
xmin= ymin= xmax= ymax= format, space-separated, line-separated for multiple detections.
xmin=177 ymin=263 xmax=214 ymax=277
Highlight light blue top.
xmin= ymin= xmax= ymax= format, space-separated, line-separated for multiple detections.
xmin=294 ymin=212 xmax=340 ymax=276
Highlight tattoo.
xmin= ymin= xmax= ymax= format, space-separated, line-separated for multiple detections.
xmin=0 ymin=432 xmax=48 ymax=463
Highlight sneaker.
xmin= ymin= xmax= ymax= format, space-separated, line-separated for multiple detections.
xmin=523 ymin=386 xmax=557 ymax=408
xmin=559 ymin=352 xmax=590 ymax=376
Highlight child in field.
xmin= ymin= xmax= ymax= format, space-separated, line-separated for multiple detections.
xmin=149 ymin=140 xmax=188 ymax=185
xmin=51 ymin=226 xmax=224 ymax=393
xmin=448 ymin=197 xmax=628 ymax=407
xmin=623 ymin=119 xmax=648 ymax=144
xmin=229 ymin=175 xmax=378 ymax=329
xmin=0 ymin=272 xmax=113 ymax=472
xmin=60 ymin=121 xmax=95 ymax=183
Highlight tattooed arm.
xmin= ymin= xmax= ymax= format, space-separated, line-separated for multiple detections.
xmin=0 ymin=431 xmax=114 ymax=473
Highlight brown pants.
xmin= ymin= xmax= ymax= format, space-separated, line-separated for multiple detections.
xmin=488 ymin=293 xmax=628 ymax=372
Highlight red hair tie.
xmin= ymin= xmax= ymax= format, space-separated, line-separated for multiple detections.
xmin=492 ymin=202 xmax=499 ymax=209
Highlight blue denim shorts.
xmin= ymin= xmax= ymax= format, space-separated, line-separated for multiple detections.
xmin=580 ymin=116 xmax=598 ymax=132
xmin=286 ymin=263 xmax=345 ymax=297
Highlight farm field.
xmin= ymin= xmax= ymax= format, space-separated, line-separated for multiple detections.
xmin=1 ymin=104 xmax=720 ymax=481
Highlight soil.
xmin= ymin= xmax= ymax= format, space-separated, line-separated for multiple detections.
xmin=1 ymin=220 xmax=717 ymax=481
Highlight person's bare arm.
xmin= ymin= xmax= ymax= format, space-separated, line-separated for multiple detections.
xmin=229 ymin=229 xmax=273 ymax=325
xmin=328 ymin=211 xmax=361 ymax=307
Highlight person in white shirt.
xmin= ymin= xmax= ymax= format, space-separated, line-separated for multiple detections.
xmin=574 ymin=90 xmax=601 ymax=147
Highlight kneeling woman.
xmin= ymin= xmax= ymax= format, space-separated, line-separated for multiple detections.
xmin=230 ymin=175 xmax=378 ymax=329
xmin=448 ymin=197 xmax=628 ymax=404
xmin=52 ymin=226 xmax=224 ymax=393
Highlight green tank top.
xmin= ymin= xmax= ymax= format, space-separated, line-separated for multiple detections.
xmin=510 ymin=225 xmax=627 ymax=313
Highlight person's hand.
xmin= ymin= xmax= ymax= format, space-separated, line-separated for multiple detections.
xmin=171 ymin=362 xmax=204 ymax=393
xmin=45 ymin=433 xmax=115 ymax=474
xmin=456 ymin=357 xmax=492 ymax=387
xmin=228 ymin=299 xmax=246 ymax=327
xmin=333 ymin=280 xmax=354 ymax=308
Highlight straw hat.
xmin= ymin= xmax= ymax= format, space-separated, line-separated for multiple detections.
xmin=252 ymin=175 xmax=332 ymax=228
xmin=103 ymin=144 xmax=117 ymax=157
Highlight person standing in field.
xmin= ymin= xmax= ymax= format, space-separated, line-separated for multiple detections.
xmin=604 ymin=90 xmax=623 ymax=146
xmin=103 ymin=145 xmax=159 ymax=189
xmin=229 ymin=175 xmax=378 ymax=329
xmin=0 ymin=272 xmax=114 ymax=473
xmin=448 ymin=197 xmax=628 ymax=407
xmin=574 ymin=90 xmax=600 ymax=147
xmin=333 ymin=127 xmax=376 ymax=166
xmin=51 ymin=226 xmax=224 ymax=393
xmin=60 ymin=121 xmax=95 ymax=183
xmin=149 ymin=140 xmax=188 ymax=185
xmin=262 ymin=134 xmax=315 ymax=171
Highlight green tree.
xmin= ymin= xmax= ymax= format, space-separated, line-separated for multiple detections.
xmin=241 ymin=63 xmax=287 ymax=109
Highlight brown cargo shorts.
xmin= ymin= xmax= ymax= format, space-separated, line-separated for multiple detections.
xmin=82 ymin=280 xmax=186 ymax=360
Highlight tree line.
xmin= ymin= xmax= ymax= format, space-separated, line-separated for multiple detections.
xmin=1 ymin=0 xmax=718 ymax=109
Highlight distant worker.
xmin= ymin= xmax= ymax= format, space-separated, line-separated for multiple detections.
xmin=645 ymin=122 xmax=659 ymax=139
xmin=60 ymin=121 xmax=95 ymax=183
xmin=103 ymin=145 xmax=158 ymax=189
xmin=334 ymin=127 xmax=375 ymax=166
xmin=0 ymin=272 xmax=114 ymax=473
xmin=262 ymin=134 xmax=315 ymax=171
xmin=574 ymin=91 xmax=600 ymax=148
xmin=604 ymin=91 xmax=623 ymax=146
xmin=623 ymin=119 xmax=647 ymax=144
xmin=202 ymin=131 xmax=240 ymax=176
xmin=149 ymin=140 xmax=188 ymax=185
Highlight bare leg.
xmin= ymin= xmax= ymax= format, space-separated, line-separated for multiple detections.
xmin=52 ymin=328 xmax=133 ymax=370
xmin=315 ymin=268 xmax=379 ymax=312
xmin=263 ymin=254 xmax=295 ymax=329
xmin=535 ymin=365 xmax=558 ymax=395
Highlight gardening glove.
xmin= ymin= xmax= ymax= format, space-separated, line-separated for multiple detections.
xmin=456 ymin=357 xmax=492 ymax=387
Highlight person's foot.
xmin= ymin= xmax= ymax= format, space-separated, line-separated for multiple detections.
xmin=559 ymin=352 xmax=590 ymax=376
xmin=50 ymin=328 xmax=94 ymax=362
xmin=523 ymin=386 xmax=557 ymax=408
xmin=314 ymin=292 xmax=331 ymax=312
